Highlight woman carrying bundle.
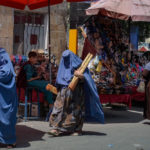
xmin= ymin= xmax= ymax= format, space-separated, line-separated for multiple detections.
xmin=49 ymin=50 xmax=104 ymax=136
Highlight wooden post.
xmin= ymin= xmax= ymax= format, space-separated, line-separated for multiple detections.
xmin=69 ymin=29 xmax=78 ymax=54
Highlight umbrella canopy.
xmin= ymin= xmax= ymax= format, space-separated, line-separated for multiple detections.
xmin=0 ymin=0 xmax=63 ymax=9
xmin=29 ymin=0 xmax=89 ymax=9
xmin=0 ymin=0 xmax=89 ymax=10
xmin=86 ymin=0 xmax=150 ymax=22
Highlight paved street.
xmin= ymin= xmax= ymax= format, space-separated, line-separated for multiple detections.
xmin=4 ymin=107 xmax=150 ymax=150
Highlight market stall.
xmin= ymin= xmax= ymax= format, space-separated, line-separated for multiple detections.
xmin=82 ymin=0 xmax=150 ymax=107
xmin=81 ymin=15 xmax=146 ymax=107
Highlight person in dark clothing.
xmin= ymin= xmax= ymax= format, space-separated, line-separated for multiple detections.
xmin=143 ymin=62 xmax=150 ymax=120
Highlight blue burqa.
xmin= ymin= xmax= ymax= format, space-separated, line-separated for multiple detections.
xmin=0 ymin=48 xmax=18 ymax=144
xmin=56 ymin=50 xmax=104 ymax=123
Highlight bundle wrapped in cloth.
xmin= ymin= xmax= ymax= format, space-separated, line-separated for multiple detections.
xmin=46 ymin=53 xmax=93 ymax=94
xmin=46 ymin=84 xmax=58 ymax=95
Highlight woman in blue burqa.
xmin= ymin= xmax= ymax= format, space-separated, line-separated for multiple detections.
xmin=49 ymin=50 xmax=104 ymax=136
xmin=0 ymin=48 xmax=18 ymax=148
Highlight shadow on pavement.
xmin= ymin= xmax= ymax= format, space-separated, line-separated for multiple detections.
xmin=82 ymin=131 xmax=107 ymax=136
xmin=85 ymin=107 xmax=144 ymax=124
xmin=16 ymin=125 xmax=45 ymax=148
xmin=143 ymin=122 xmax=150 ymax=125
xmin=103 ymin=107 xmax=144 ymax=124
xmin=48 ymin=131 xmax=107 ymax=138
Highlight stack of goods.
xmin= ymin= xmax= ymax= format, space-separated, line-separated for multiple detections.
xmin=88 ymin=53 xmax=146 ymax=95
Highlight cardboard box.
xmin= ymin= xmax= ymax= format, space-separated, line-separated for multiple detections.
xmin=18 ymin=105 xmax=30 ymax=116
xmin=31 ymin=104 xmax=39 ymax=117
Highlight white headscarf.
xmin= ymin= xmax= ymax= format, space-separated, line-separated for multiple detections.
xmin=145 ymin=62 xmax=150 ymax=71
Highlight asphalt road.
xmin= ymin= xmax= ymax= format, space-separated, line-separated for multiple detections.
xmin=3 ymin=107 xmax=150 ymax=150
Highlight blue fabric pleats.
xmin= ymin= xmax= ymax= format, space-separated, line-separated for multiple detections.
xmin=0 ymin=48 xmax=18 ymax=144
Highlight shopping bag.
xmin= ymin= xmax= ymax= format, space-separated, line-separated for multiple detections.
xmin=137 ymin=81 xmax=145 ymax=93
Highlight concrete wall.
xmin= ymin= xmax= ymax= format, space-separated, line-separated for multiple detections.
xmin=69 ymin=2 xmax=90 ymax=57
xmin=70 ymin=2 xmax=90 ymax=29
xmin=50 ymin=3 xmax=68 ymax=63
xmin=0 ymin=3 xmax=68 ymax=63
xmin=27 ymin=2 xmax=68 ymax=63
xmin=0 ymin=6 xmax=14 ymax=54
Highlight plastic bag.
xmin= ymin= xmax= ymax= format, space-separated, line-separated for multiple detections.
xmin=96 ymin=61 xmax=102 ymax=72
xmin=137 ymin=81 xmax=145 ymax=93
xmin=93 ymin=55 xmax=99 ymax=66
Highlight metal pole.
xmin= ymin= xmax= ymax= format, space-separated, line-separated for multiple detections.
xmin=128 ymin=17 xmax=131 ymax=51
xmin=48 ymin=0 xmax=52 ymax=83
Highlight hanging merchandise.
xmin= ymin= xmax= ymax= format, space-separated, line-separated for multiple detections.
xmin=137 ymin=81 xmax=145 ymax=93
xmin=82 ymin=15 xmax=148 ymax=95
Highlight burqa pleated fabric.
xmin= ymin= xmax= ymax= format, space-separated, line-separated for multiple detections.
xmin=0 ymin=48 xmax=18 ymax=144
xmin=56 ymin=50 xmax=104 ymax=123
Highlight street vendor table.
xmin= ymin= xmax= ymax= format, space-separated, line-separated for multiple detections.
xmin=130 ymin=86 xmax=145 ymax=102
xmin=17 ymin=88 xmax=45 ymax=103
xmin=100 ymin=94 xmax=132 ymax=108
xmin=99 ymin=86 xmax=145 ymax=109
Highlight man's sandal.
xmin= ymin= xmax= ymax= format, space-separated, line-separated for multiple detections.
xmin=48 ymin=129 xmax=61 ymax=136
